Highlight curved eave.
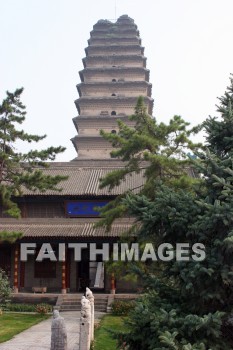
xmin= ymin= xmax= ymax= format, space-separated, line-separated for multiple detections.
xmin=72 ymin=117 xmax=79 ymax=133
xmin=79 ymin=71 xmax=84 ymax=82
xmin=74 ymin=100 xmax=80 ymax=114
xmin=71 ymin=136 xmax=78 ymax=152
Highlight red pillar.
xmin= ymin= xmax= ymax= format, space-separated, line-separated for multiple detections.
xmin=13 ymin=245 xmax=19 ymax=293
xmin=111 ymin=272 xmax=116 ymax=294
xmin=61 ymin=244 xmax=67 ymax=294
xmin=20 ymin=262 xmax=25 ymax=289
xmin=65 ymin=249 xmax=70 ymax=291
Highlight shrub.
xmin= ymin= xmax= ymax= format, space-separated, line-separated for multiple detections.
xmin=0 ymin=303 xmax=35 ymax=312
xmin=111 ymin=300 xmax=135 ymax=316
xmin=0 ymin=269 xmax=11 ymax=302
xmin=35 ymin=303 xmax=52 ymax=314
xmin=0 ymin=302 xmax=52 ymax=313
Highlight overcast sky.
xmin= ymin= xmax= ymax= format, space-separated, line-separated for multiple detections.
xmin=1 ymin=0 xmax=233 ymax=161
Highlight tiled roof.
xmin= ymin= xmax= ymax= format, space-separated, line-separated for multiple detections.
xmin=15 ymin=160 xmax=196 ymax=197
xmin=22 ymin=164 xmax=145 ymax=196
xmin=0 ymin=218 xmax=133 ymax=239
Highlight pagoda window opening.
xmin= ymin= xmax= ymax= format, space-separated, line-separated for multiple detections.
xmin=112 ymin=79 xmax=117 ymax=82
xmin=111 ymin=111 xmax=117 ymax=116
xmin=111 ymin=130 xmax=117 ymax=134
xmin=111 ymin=93 xmax=116 ymax=96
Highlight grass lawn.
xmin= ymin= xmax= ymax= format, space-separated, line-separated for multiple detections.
xmin=94 ymin=315 xmax=126 ymax=350
xmin=0 ymin=313 xmax=49 ymax=343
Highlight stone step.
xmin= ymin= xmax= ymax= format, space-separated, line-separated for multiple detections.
xmin=60 ymin=305 xmax=107 ymax=312
xmin=58 ymin=294 xmax=108 ymax=312
xmin=61 ymin=298 xmax=107 ymax=302
xmin=61 ymin=296 xmax=107 ymax=299
xmin=62 ymin=301 xmax=107 ymax=306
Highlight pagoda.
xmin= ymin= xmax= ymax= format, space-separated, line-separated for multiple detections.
xmin=0 ymin=15 xmax=151 ymax=296
xmin=72 ymin=14 xmax=154 ymax=159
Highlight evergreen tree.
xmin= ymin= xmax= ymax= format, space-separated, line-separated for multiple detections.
xmin=100 ymin=82 xmax=233 ymax=349
xmin=0 ymin=268 xmax=11 ymax=302
xmin=0 ymin=88 xmax=67 ymax=240
xmin=98 ymin=96 xmax=201 ymax=229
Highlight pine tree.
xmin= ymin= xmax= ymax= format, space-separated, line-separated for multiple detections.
xmin=100 ymin=83 xmax=233 ymax=349
xmin=0 ymin=88 xmax=67 ymax=240
xmin=98 ymin=96 xmax=201 ymax=229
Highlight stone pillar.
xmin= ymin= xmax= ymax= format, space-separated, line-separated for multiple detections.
xmin=110 ymin=272 xmax=116 ymax=294
xmin=86 ymin=287 xmax=94 ymax=341
xmin=79 ymin=296 xmax=91 ymax=350
xmin=13 ymin=245 xmax=19 ymax=293
xmin=61 ymin=244 xmax=67 ymax=294
xmin=51 ymin=310 xmax=67 ymax=350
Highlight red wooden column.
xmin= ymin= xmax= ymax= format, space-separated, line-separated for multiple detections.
xmin=65 ymin=248 xmax=70 ymax=292
xmin=61 ymin=244 xmax=67 ymax=294
xmin=13 ymin=245 xmax=19 ymax=293
xmin=20 ymin=262 xmax=25 ymax=290
xmin=110 ymin=272 xmax=116 ymax=294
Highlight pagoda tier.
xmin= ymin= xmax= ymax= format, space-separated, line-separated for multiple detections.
xmin=72 ymin=14 xmax=154 ymax=159
xmin=85 ymin=45 xmax=144 ymax=56
xmin=82 ymin=55 xmax=146 ymax=68
xmin=72 ymin=115 xmax=136 ymax=135
xmin=88 ymin=37 xmax=141 ymax=46
xmin=79 ymin=67 xmax=150 ymax=83
xmin=74 ymin=96 xmax=153 ymax=116
xmin=90 ymin=29 xmax=140 ymax=37
xmin=71 ymin=136 xmax=118 ymax=159
xmin=76 ymin=81 xmax=152 ymax=98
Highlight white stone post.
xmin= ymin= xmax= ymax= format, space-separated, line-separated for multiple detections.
xmin=86 ymin=287 xmax=94 ymax=341
xmin=79 ymin=296 xmax=91 ymax=350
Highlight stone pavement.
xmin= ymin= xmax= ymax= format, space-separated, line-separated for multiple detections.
xmin=0 ymin=311 xmax=105 ymax=350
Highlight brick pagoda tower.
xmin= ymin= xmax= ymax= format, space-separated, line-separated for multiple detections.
xmin=72 ymin=14 xmax=154 ymax=159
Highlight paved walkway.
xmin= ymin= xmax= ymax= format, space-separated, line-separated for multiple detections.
xmin=0 ymin=311 xmax=105 ymax=350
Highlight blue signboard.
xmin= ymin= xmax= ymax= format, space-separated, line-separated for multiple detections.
xmin=66 ymin=201 xmax=109 ymax=217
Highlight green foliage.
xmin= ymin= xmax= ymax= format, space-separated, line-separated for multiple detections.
xmin=98 ymin=96 xmax=201 ymax=228
xmin=35 ymin=303 xmax=52 ymax=314
xmin=0 ymin=231 xmax=23 ymax=243
xmin=0 ymin=269 xmax=11 ymax=303
xmin=94 ymin=315 xmax=126 ymax=350
xmin=111 ymin=300 xmax=136 ymax=316
xmin=0 ymin=302 xmax=52 ymax=313
xmin=0 ymin=88 xmax=67 ymax=240
xmin=0 ymin=303 xmax=35 ymax=312
xmin=0 ymin=88 xmax=66 ymax=217
xmin=99 ymin=81 xmax=233 ymax=349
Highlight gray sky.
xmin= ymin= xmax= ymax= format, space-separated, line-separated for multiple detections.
xmin=1 ymin=0 xmax=233 ymax=161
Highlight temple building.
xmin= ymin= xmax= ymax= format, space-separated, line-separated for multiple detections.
xmin=0 ymin=15 xmax=153 ymax=295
